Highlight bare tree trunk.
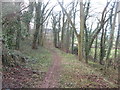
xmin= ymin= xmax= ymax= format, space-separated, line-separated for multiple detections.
xmin=71 ymin=3 xmax=76 ymax=54
xmin=78 ymin=0 xmax=84 ymax=61
xmin=115 ymin=1 xmax=120 ymax=60
xmin=61 ymin=13 xmax=65 ymax=49
xmin=99 ymin=28 xmax=105 ymax=65
xmin=77 ymin=35 xmax=82 ymax=61
xmin=39 ymin=23 xmax=44 ymax=46
xmin=94 ymin=36 xmax=98 ymax=62
xmin=57 ymin=31 xmax=60 ymax=47
xmin=58 ymin=11 xmax=61 ymax=48
xmin=71 ymin=28 xmax=74 ymax=54
xmin=15 ymin=2 xmax=21 ymax=50
xmin=88 ymin=2 xmax=111 ymax=59
xmin=52 ymin=13 xmax=58 ymax=48
xmin=114 ymin=24 xmax=120 ymax=69
xmin=84 ymin=1 xmax=90 ymax=62
xmin=15 ymin=15 xmax=21 ymax=50
xmin=118 ymin=2 xmax=120 ymax=88
xmin=66 ymin=21 xmax=70 ymax=53
xmin=106 ymin=2 xmax=118 ymax=68
xmin=26 ymin=23 xmax=30 ymax=35
xmin=32 ymin=3 xmax=41 ymax=49
xmin=53 ymin=31 xmax=57 ymax=48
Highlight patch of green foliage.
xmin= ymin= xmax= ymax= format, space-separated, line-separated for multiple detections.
xmin=20 ymin=39 xmax=52 ymax=74
xmin=90 ymin=48 xmax=120 ymax=59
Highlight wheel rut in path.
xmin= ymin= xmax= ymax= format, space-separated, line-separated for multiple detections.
xmin=40 ymin=48 xmax=61 ymax=88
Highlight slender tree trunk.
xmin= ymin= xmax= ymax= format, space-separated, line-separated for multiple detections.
xmin=37 ymin=25 xmax=41 ymax=45
xmin=52 ymin=13 xmax=58 ymax=48
xmin=84 ymin=25 xmax=89 ymax=61
xmin=39 ymin=23 xmax=44 ymax=46
xmin=71 ymin=28 xmax=74 ymax=54
xmin=58 ymin=12 xmax=61 ymax=48
xmin=15 ymin=2 xmax=21 ymax=50
xmin=71 ymin=10 xmax=75 ymax=54
xmin=32 ymin=28 xmax=39 ymax=49
xmin=115 ymin=1 xmax=120 ymax=60
xmin=94 ymin=36 xmax=98 ymax=62
xmin=66 ymin=21 xmax=70 ymax=53
xmin=61 ymin=13 xmax=65 ymax=49
xmin=84 ymin=1 xmax=90 ymax=62
xmin=57 ymin=31 xmax=60 ymax=47
xmin=106 ymin=2 xmax=118 ymax=68
xmin=27 ymin=2 xmax=34 ymax=35
xmin=118 ymin=2 xmax=120 ymax=88
xmin=114 ymin=24 xmax=120 ymax=70
xmin=77 ymin=35 xmax=83 ymax=61
xmin=100 ymin=28 xmax=105 ymax=65
xmin=15 ymin=15 xmax=21 ymax=50
xmin=114 ymin=24 xmax=120 ymax=59
xmin=26 ymin=23 xmax=30 ymax=35
xmin=78 ymin=0 xmax=84 ymax=61
xmin=32 ymin=3 xmax=41 ymax=49
xmin=54 ymin=32 xmax=57 ymax=48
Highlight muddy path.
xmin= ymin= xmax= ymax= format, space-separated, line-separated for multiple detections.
xmin=40 ymin=40 xmax=61 ymax=88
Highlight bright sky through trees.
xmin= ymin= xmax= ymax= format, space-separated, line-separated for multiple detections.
xmin=24 ymin=0 xmax=118 ymax=34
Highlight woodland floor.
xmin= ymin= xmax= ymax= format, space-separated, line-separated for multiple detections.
xmin=2 ymin=39 xmax=119 ymax=88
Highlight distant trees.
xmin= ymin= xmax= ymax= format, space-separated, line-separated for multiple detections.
xmin=22 ymin=2 xmax=34 ymax=36
xmin=32 ymin=1 xmax=55 ymax=49
xmin=58 ymin=0 xmax=84 ymax=60
xmin=51 ymin=12 xmax=59 ymax=48
xmin=52 ymin=11 xmax=61 ymax=48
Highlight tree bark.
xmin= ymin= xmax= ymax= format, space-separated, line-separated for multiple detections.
xmin=114 ymin=24 xmax=120 ymax=60
xmin=61 ymin=13 xmax=65 ymax=49
xmin=71 ymin=2 xmax=76 ymax=54
xmin=94 ymin=36 xmax=98 ymax=62
xmin=66 ymin=21 xmax=70 ymax=53
xmin=78 ymin=0 xmax=84 ymax=61
xmin=106 ymin=2 xmax=118 ymax=68
xmin=15 ymin=15 xmax=21 ymax=50
xmin=32 ymin=3 xmax=41 ymax=49
xmin=99 ymin=28 xmax=105 ymax=65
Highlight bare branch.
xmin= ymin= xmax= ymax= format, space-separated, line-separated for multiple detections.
xmin=57 ymin=0 xmax=78 ymax=36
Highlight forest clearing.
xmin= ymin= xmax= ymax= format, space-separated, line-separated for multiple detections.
xmin=1 ymin=0 xmax=120 ymax=89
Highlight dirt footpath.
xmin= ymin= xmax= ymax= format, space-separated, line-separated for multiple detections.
xmin=40 ymin=48 xmax=61 ymax=88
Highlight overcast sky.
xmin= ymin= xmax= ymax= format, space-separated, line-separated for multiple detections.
xmin=26 ymin=0 xmax=119 ymax=34
xmin=42 ymin=0 xmax=109 ymax=30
